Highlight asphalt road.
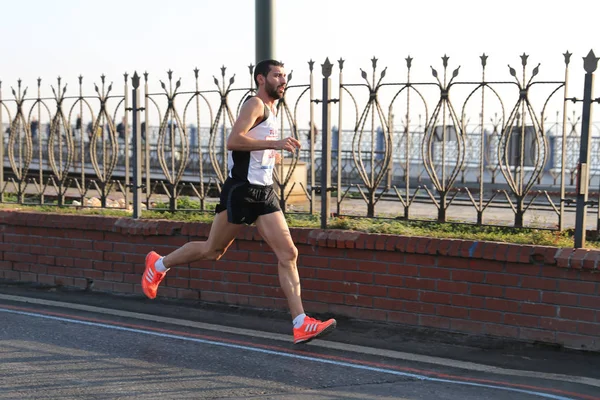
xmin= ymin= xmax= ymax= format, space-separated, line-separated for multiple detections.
xmin=0 ymin=287 xmax=599 ymax=400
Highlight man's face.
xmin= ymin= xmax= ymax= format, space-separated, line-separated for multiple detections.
xmin=263 ymin=66 xmax=287 ymax=100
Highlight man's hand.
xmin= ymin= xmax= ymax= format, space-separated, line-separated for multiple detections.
xmin=275 ymin=152 xmax=283 ymax=165
xmin=275 ymin=137 xmax=301 ymax=153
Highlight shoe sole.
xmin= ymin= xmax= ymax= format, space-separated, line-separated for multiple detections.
xmin=294 ymin=320 xmax=337 ymax=345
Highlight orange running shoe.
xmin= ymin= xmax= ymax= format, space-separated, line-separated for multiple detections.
xmin=142 ymin=251 xmax=166 ymax=299
xmin=293 ymin=316 xmax=337 ymax=344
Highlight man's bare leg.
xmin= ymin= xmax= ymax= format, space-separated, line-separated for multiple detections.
xmin=162 ymin=211 xmax=243 ymax=268
xmin=255 ymin=211 xmax=304 ymax=318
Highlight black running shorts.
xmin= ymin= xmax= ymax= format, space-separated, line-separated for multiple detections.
xmin=215 ymin=178 xmax=281 ymax=225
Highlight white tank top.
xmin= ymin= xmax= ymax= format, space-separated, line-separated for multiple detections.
xmin=228 ymin=104 xmax=278 ymax=186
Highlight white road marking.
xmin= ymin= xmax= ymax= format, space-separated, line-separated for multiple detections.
xmin=0 ymin=293 xmax=598 ymax=390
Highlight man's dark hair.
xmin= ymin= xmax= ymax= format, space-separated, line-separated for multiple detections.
xmin=254 ymin=59 xmax=284 ymax=87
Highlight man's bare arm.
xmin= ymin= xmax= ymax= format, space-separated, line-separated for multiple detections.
xmin=227 ymin=97 xmax=301 ymax=153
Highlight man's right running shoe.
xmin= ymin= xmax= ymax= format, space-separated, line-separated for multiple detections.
xmin=293 ymin=316 xmax=337 ymax=344
xmin=141 ymin=251 xmax=165 ymax=299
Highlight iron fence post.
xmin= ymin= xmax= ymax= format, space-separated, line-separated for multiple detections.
xmin=574 ymin=50 xmax=598 ymax=248
xmin=321 ymin=58 xmax=333 ymax=229
xmin=131 ymin=72 xmax=143 ymax=219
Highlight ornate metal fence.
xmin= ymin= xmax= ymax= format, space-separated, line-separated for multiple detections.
xmin=1 ymin=51 xmax=599 ymax=244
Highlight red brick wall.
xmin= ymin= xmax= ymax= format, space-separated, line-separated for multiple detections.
xmin=1 ymin=210 xmax=599 ymax=351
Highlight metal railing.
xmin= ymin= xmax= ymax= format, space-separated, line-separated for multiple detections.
xmin=1 ymin=51 xmax=599 ymax=246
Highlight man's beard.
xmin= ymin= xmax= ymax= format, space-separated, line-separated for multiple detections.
xmin=266 ymin=81 xmax=284 ymax=99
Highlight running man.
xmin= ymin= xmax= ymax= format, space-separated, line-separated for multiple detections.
xmin=142 ymin=59 xmax=336 ymax=344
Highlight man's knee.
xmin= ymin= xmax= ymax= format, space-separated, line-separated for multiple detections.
xmin=278 ymin=245 xmax=298 ymax=264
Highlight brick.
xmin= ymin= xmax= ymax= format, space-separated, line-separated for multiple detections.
xmin=300 ymin=256 xmax=329 ymax=268
xmin=104 ymin=272 xmax=123 ymax=282
xmin=330 ymin=281 xmax=358 ymax=293
xmin=556 ymin=248 xmax=574 ymax=268
xmin=416 ymin=238 xmax=431 ymax=254
xmin=420 ymin=315 xmax=451 ymax=329
xmin=569 ymin=249 xmax=590 ymax=269
xmin=388 ymin=288 xmax=419 ymax=301
xmin=404 ymin=301 xmax=436 ymax=314
xmin=404 ymin=278 xmax=436 ymax=290
xmin=358 ymin=285 xmax=387 ymax=297
xmin=374 ymin=252 xmax=404 ymax=264
xmin=235 ymin=284 xmax=262 ymax=296
xmin=486 ymin=299 xmax=520 ymax=312
xmin=459 ymin=240 xmax=478 ymax=258
xmin=317 ymin=269 xmax=344 ymax=281
xmin=345 ymin=271 xmax=373 ymax=284
xmin=345 ymin=249 xmax=374 ymax=260
xmin=249 ymin=252 xmax=278 ymax=264
xmin=374 ymin=274 xmax=403 ymax=287
xmin=385 ymin=236 xmax=398 ymax=251
xmin=373 ymin=298 xmax=405 ymax=311
xmin=470 ymin=284 xmax=503 ymax=298
xmin=453 ymin=270 xmax=485 ymax=283
xmin=559 ymin=307 xmax=596 ymax=322
xmin=469 ymin=259 xmax=505 ymax=272
xmin=359 ymin=308 xmax=387 ymax=321
xmin=437 ymin=256 xmax=468 ymax=269
xmin=375 ymin=235 xmax=388 ymax=250
xmin=438 ymin=305 xmax=469 ymax=319
xmin=250 ymin=274 xmax=278 ymax=286
xmin=506 ymin=245 xmax=520 ymax=263
xmin=387 ymin=311 xmax=419 ymax=325
xmin=226 ymin=272 xmax=250 ymax=283
xmin=395 ymin=236 xmax=410 ymax=253
xmin=389 ymin=264 xmax=418 ymax=276
xmin=450 ymin=319 xmax=484 ymax=334
xmin=426 ymin=239 xmax=441 ymax=256
xmin=405 ymin=236 xmax=420 ymax=253
xmin=328 ymin=304 xmax=360 ymax=318
xmin=494 ymin=243 xmax=509 ymax=261
xmin=452 ymin=295 xmax=485 ymax=308
xmin=583 ymin=252 xmax=600 ymax=270
xmin=557 ymin=280 xmax=596 ymax=295
xmin=542 ymin=292 xmax=578 ymax=306
xmin=437 ymin=281 xmax=468 ymax=294
xmin=482 ymin=242 xmax=500 ymax=260
xmin=469 ymin=309 xmax=503 ymax=323
xmin=518 ymin=245 xmax=535 ymax=264
xmin=521 ymin=303 xmax=557 ymax=317
xmin=505 ymin=313 xmax=539 ymax=328
xmin=579 ymin=295 xmax=600 ymax=310
xmin=447 ymin=240 xmax=463 ymax=257
xmin=420 ymin=267 xmax=451 ymax=280
xmin=521 ymin=277 xmax=557 ymax=291
xmin=345 ymin=294 xmax=373 ymax=307
xmin=506 ymin=263 xmax=541 ymax=276
xmin=540 ymin=318 xmax=578 ymax=333
xmin=421 ymin=292 xmax=451 ymax=305
xmin=471 ymin=241 xmax=485 ymax=258
xmin=357 ymin=261 xmax=386 ymax=273
xmin=406 ymin=254 xmax=436 ymax=267
xmin=485 ymin=324 xmax=519 ymax=338
xmin=505 ymin=288 xmax=540 ymax=302
xmin=437 ymin=239 xmax=453 ymax=256
xmin=578 ymin=322 xmax=600 ymax=336
xmin=485 ymin=273 xmax=520 ymax=286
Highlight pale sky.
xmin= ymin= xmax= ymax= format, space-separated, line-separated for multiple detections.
xmin=1 ymin=0 xmax=598 ymax=127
